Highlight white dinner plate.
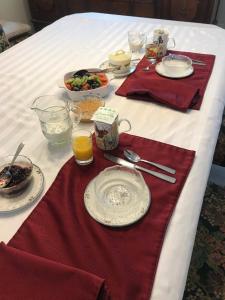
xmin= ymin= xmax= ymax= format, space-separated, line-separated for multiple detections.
xmin=155 ymin=62 xmax=194 ymax=79
xmin=0 ymin=165 xmax=44 ymax=214
xmin=99 ymin=60 xmax=136 ymax=78
xmin=84 ymin=166 xmax=150 ymax=227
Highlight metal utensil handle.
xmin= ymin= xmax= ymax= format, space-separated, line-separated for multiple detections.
xmin=92 ymin=67 xmax=119 ymax=73
xmin=192 ymin=59 xmax=204 ymax=64
xmin=135 ymin=165 xmax=176 ymax=183
xmin=192 ymin=62 xmax=206 ymax=66
xmin=140 ymin=159 xmax=176 ymax=174
xmin=102 ymin=67 xmax=120 ymax=73
xmin=10 ymin=143 xmax=25 ymax=167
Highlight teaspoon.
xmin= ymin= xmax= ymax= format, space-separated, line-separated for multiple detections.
xmin=142 ymin=58 xmax=157 ymax=71
xmin=124 ymin=149 xmax=176 ymax=174
xmin=0 ymin=143 xmax=25 ymax=188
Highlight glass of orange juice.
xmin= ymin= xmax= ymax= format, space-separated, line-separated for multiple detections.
xmin=72 ymin=129 xmax=93 ymax=165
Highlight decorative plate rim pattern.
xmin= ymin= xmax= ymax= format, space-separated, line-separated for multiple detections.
xmin=84 ymin=168 xmax=150 ymax=227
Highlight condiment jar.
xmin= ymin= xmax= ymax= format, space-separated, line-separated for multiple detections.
xmin=108 ymin=50 xmax=131 ymax=74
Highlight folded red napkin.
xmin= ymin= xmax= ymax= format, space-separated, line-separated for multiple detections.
xmin=116 ymin=51 xmax=215 ymax=111
xmin=0 ymin=243 xmax=109 ymax=300
xmin=125 ymin=77 xmax=199 ymax=111
xmin=9 ymin=133 xmax=195 ymax=300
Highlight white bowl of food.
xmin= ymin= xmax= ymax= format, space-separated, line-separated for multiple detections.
xmin=162 ymin=54 xmax=192 ymax=75
xmin=63 ymin=69 xmax=110 ymax=101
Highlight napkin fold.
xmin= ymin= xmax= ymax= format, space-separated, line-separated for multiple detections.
xmin=116 ymin=51 xmax=215 ymax=111
xmin=125 ymin=77 xmax=199 ymax=111
xmin=0 ymin=243 xmax=109 ymax=300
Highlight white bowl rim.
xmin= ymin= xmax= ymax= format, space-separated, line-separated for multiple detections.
xmin=162 ymin=54 xmax=192 ymax=66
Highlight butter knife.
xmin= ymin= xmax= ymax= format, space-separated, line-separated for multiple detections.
xmin=104 ymin=154 xmax=176 ymax=184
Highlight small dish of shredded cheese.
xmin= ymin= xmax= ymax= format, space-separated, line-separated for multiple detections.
xmin=77 ymin=96 xmax=105 ymax=122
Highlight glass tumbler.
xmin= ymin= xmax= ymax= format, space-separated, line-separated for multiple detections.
xmin=128 ymin=30 xmax=147 ymax=54
xmin=67 ymin=101 xmax=81 ymax=128
xmin=72 ymin=129 xmax=93 ymax=165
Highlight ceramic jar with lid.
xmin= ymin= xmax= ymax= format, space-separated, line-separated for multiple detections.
xmin=108 ymin=50 xmax=131 ymax=74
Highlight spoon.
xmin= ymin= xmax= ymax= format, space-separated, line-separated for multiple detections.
xmin=124 ymin=149 xmax=176 ymax=174
xmin=0 ymin=143 xmax=25 ymax=188
xmin=142 ymin=58 xmax=157 ymax=71
xmin=73 ymin=67 xmax=120 ymax=76
xmin=149 ymin=58 xmax=157 ymax=64
xmin=143 ymin=66 xmax=150 ymax=71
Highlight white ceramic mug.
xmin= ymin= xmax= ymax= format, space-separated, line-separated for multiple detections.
xmin=94 ymin=117 xmax=131 ymax=150
xmin=153 ymin=28 xmax=175 ymax=57
xmin=95 ymin=117 xmax=131 ymax=150
xmin=92 ymin=107 xmax=132 ymax=150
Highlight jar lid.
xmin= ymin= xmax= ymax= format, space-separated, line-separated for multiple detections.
xmin=108 ymin=50 xmax=131 ymax=66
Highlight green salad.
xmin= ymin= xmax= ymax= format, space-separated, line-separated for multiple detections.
xmin=65 ymin=70 xmax=107 ymax=91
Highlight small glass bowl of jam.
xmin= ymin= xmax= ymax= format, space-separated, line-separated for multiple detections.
xmin=0 ymin=155 xmax=33 ymax=196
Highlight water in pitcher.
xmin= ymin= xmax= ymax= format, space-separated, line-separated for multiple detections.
xmin=31 ymin=97 xmax=72 ymax=145
xmin=40 ymin=106 xmax=72 ymax=144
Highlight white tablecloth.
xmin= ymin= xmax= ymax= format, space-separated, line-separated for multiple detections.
xmin=0 ymin=12 xmax=225 ymax=300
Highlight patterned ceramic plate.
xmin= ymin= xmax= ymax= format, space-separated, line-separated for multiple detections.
xmin=84 ymin=166 xmax=150 ymax=227
xmin=0 ymin=164 xmax=44 ymax=214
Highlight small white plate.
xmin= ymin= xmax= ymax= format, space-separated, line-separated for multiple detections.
xmin=99 ymin=60 xmax=136 ymax=78
xmin=0 ymin=165 xmax=44 ymax=214
xmin=84 ymin=166 xmax=150 ymax=227
xmin=155 ymin=62 xmax=194 ymax=79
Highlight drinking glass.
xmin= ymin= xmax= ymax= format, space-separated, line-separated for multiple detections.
xmin=128 ymin=31 xmax=147 ymax=55
xmin=145 ymin=43 xmax=159 ymax=59
xmin=72 ymin=129 xmax=93 ymax=165
xmin=67 ymin=101 xmax=81 ymax=128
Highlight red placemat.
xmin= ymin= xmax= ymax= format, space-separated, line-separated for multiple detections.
xmin=8 ymin=133 xmax=195 ymax=300
xmin=116 ymin=51 xmax=215 ymax=111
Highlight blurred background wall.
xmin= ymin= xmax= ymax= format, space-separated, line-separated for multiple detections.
xmin=0 ymin=0 xmax=224 ymax=29
xmin=216 ymin=0 xmax=225 ymax=28
xmin=0 ymin=0 xmax=31 ymax=24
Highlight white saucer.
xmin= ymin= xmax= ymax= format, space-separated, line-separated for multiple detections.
xmin=155 ymin=62 xmax=194 ymax=79
xmin=84 ymin=167 xmax=150 ymax=227
xmin=0 ymin=164 xmax=44 ymax=214
xmin=99 ymin=60 xmax=136 ymax=78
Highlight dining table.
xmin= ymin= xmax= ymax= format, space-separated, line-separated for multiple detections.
xmin=0 ymin=12 xmax=225 ymax=300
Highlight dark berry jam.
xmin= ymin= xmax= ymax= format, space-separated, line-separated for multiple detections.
xmin=0 ymin=165 xmax=31 ymax=188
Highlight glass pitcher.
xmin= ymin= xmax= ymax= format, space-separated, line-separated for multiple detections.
xmin=31 ymin=95 xmax=72 ymax=145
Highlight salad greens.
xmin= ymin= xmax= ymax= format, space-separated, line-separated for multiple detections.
xmin=65 ymin=70 xmax=107 ymax=91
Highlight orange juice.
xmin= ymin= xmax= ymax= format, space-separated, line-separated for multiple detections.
xmin=73 ymin=135 xmax=93 ymax=161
